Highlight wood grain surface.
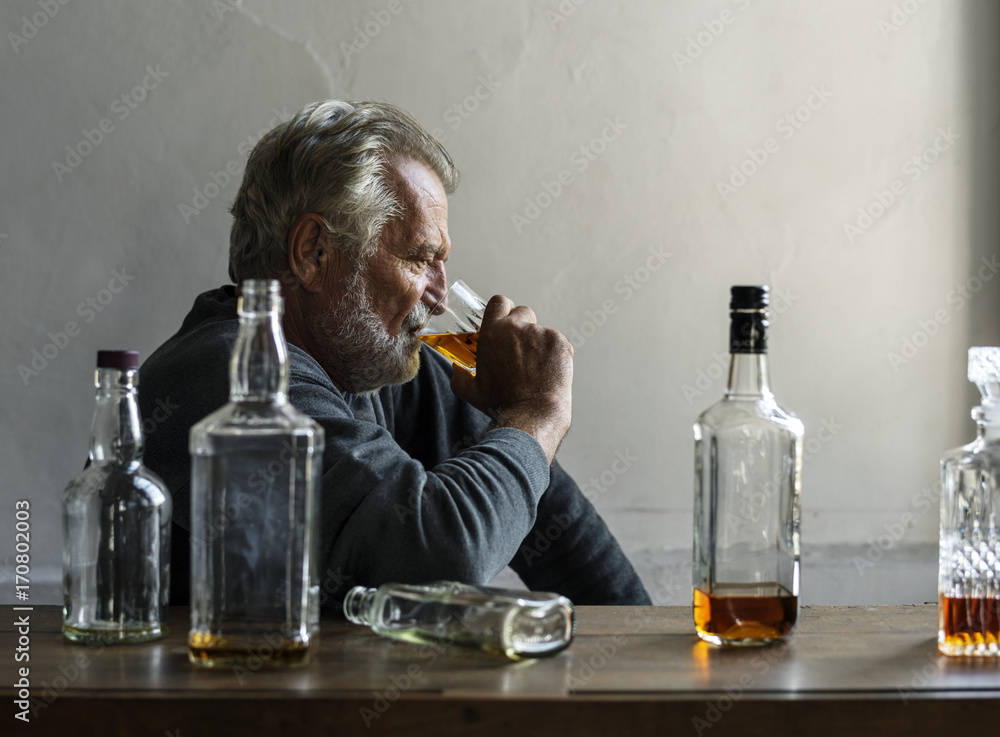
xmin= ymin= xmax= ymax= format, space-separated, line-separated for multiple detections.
xmin=3 ymin=604 xmax=998 ymax=736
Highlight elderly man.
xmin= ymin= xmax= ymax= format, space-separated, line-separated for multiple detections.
xmin=140 ymin=100 xmax=650 ymax=607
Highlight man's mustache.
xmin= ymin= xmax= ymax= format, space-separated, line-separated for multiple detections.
xmin=404 ymin=301 xmax=432 ymax=332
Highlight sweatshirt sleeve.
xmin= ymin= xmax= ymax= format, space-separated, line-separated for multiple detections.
xmin=287 ymin=353 xmax=551 ymax=607
xmin=508 ymin=461 xmax=653 ymax=605
xmin=383 ymin=350 xmax=652 ymax=606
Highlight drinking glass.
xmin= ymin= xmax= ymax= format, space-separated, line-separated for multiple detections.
xmin=418 ymin=280 xmax=485 ymax=374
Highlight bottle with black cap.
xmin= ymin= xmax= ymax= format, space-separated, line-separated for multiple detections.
xmin=692 ymin=286 xmax=804 ymax=645
xmin=62 ymin=350 xmax=172 ymax=643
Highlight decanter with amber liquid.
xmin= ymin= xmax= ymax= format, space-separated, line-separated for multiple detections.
xmin=938 ymin=347 xmax=1000 ymax=656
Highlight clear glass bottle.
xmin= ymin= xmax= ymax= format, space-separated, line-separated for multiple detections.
xmin=63 ymin=350 xmax=171 ymax=644
xmin=188 ymin=279 xmax=324 ymax=668
xmin=938 ymin=346 xmax=1000 ymax=657
xmin=343 ymin=581 xmax=576 ymax=659
xmin=692 ymin=285 xmax=804 ymax=646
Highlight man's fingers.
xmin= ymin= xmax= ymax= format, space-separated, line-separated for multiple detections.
xmin=481 ymin=295 xmax=538 ymax=329
xmin=450 ymin=362 xmax=476 ymax=396
xmin=450 ymin=362 xmax=492 ymax=416
xmin=481 ymin=294 xmax=515 ymax=325
xmin=506 ymin=305 xmax=537 ymax=324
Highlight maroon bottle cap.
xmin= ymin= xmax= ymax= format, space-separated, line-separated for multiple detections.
xmin=96 ymin=350 xmax=139 ymax=370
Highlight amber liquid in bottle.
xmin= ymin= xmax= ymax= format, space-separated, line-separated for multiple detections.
xmin=938 ymin=348 xmax=1000 ymax=657
xmin=938 ymin=594 xmax=1000 ymax=655
xmin=187 ymin=632 xmax=312 ymax=668
xmin=694 ymin=583 xmax=797 ymax=643
xmin=419 ymin=332 xmax=478 ymax=371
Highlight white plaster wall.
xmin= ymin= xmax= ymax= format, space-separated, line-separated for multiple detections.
xmin=1 ymin=0 xmax=997 ymax=605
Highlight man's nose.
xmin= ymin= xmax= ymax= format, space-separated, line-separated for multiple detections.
xmin=423 ymin=263 xmax=448 ymax=315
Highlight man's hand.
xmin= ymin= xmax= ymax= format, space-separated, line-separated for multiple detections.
xmin=449 ymin=295 xmax=573 ymax=464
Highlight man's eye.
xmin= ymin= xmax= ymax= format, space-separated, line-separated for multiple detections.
xmin=408 ymin=251 xmax=444 ymax=268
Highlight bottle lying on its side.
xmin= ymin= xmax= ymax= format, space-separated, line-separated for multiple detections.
xmin=343 ymin=581 xmax=576 ymax=659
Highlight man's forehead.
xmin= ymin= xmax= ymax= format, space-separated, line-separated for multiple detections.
xmin=382 ymin=156 xmax=449 ymax=249
xmin=385 ymin=155 xmax=448 ymax=210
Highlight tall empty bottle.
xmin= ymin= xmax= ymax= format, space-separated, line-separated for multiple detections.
xmin=938 ymin=347 xmax=1000 ymax=656
xmin=63 ymin=350 xmax=171 ymax=643
xmin=188 ymin=279 xmax=324 ymax=667
xmin=693 ymin=286 xmax=804 ymax=645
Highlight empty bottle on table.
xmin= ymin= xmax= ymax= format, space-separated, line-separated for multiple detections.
xmin=188 ymin=279 xmax=324 ymax=668
xmin=63 ymin=350 xmax=171 ymax=644
xmin=343 ymin=581 xmax=576 ymax=659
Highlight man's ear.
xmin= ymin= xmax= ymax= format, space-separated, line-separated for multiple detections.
xmin=287 ymin=213 xmax=337 ymax=293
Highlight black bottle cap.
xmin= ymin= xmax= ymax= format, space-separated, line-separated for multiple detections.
xmin=97 ymin=350 xmax=139 ymax=370
xmin=729 ymin=287 xmax=769 ymax=354
xmin=730 ymin=285 xmax=769 ymax=310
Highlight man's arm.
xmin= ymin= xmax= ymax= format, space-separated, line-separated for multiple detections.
xmin=509 ymin=461 xmax=652 ymax=605
xmin=289 ymin=360 xmax=552 ymax=606
xmin=394 ymin=350 xmax=652 ymax=605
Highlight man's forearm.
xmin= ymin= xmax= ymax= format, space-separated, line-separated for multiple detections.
xmin=315 ymin=425 xmax=551 ymax=604
xmin=508 ymin=461 xmax=652 ymax=605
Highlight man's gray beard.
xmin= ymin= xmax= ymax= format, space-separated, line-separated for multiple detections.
xmin=308 ymin=267 xmax=431 ymax=396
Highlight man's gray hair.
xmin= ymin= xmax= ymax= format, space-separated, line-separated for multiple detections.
xmin=228 ymin=100 xmax=459 ymax=283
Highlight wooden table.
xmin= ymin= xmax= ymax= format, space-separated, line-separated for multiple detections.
xmin=3 ymin=604 xmax=999 ymax=736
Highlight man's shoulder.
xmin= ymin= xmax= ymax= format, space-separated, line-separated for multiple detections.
xmin=140 ymin=286 xmax=237 ymax=409
xmin=138 ymin=286 xmax=239 ymax=499
xmin=286 ymin=345 xmax=352 ymax=412
xmin=146 ymin=284 xmax=240 ymax=364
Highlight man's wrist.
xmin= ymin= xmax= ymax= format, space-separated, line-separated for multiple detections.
xmin=489 ymin=400 xmax=570 ymax=465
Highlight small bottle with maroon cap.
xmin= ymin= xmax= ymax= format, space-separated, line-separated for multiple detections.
xmin=62 ymin=350 xmax=172 ymax=643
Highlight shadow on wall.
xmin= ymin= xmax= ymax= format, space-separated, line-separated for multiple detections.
xmin=960 ymin=2 xmax=1000 ymax=364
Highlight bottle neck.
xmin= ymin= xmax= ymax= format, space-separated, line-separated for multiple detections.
xmin=89 ymin=367 xmax=143 ymax=467
xmin=726 ymin=353 xmax=771 ymax=398
xmin=230 ymin=291 xmax=289 ymax=403
xmin=973 ymin=404 xmax=1000 ymax=441
xmin=343 ymin=586 xmax=377 ymax=626
xmin=727 ymin=308 xmax=771 ymax=398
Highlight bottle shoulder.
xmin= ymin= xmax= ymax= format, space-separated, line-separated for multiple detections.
xmin=135 ymin=468 xmax=172 ymax=509
xmin=941 ymin=435 xmax=1000 ymax=468
xmin=190 ymin=398 xmax=323 ymax=437
xmin=696 ymin=396 xmax=804 ymax=436
xmin=63 ymin=463 xmax=172 ymax=506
